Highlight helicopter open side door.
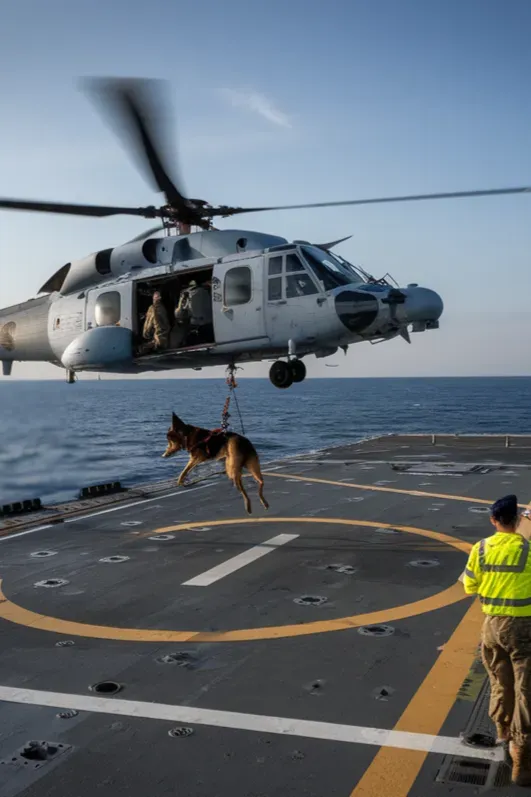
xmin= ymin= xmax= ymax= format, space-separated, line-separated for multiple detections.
xmin=212 ymin=257 xmax=268 ymax=349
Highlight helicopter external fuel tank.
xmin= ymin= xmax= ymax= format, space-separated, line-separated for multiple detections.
xmin=61 ymin=326 xmax=133 ymax=371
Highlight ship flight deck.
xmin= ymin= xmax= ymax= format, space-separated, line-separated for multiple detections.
xmin=1 ymin=433 xmax=530 ymax=797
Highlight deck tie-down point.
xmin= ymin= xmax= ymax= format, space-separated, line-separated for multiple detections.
xmin=89 ymin=681 xmax=122 ymax=695
xmin=34 ymin=578 xmax=69 ymax=588
xmin=358 ymin=624 xmax=395 ymax=637
xmin=99 ymin=556 xmax=130 ymax=564
xmin=293 ymin=595 xmax=328 ymax=606
xmin=156 ymin=652 xmax=196 ymax=668
xmin=461 ymin=731 xmax=497 ymax=748
xmin=57 ymin=710 xmax=79 ymax=720
xmin=169 ymin=727 xmax=194 ymax=738
xmin=327 ymin=564 xmax=357 ymax=575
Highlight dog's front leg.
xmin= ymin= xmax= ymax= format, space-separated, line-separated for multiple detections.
xmin=177 ymin=457 xmax=197 ymax=486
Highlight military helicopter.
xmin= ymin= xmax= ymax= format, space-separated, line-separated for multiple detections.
xmin=0 ymin=78 xmax=528 ymax=388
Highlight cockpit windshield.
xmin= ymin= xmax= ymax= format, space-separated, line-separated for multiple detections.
xmin=300 ymin=246 xmax=365 ymax=292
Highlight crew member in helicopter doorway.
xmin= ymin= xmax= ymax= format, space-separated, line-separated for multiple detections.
xmin=140 ymin=290 xmax=171 ymax=353
xmin=174 ymin=279 xmax=213 ymax=346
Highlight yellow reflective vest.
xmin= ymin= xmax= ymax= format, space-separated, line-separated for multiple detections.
xmin=463 ymin=531 xmax=531 ymax=616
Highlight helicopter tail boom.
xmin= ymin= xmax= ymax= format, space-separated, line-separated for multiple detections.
xmin=0 ymin=296 xmax=55 ymax=364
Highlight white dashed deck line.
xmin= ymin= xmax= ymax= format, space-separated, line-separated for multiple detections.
xmin=182 ymin=533 xmax=299 ymax=587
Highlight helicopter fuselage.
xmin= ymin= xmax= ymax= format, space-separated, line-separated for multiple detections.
xmin=0 ymin=230 xmax=443 ymax=387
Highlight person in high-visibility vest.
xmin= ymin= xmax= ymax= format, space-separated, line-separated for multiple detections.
xmin=463 ymin=494 xmax=531 ymax=786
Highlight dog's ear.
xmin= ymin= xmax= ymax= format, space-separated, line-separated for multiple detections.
xmin=171 ymin=412 xmax=181 ymax=430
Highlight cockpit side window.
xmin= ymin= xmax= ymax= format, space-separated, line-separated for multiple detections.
xmin=300 ymin=245 xmax=364 ymax=291
xmin=267 ymin=251 xmax=319 ymax=300
xmin=285 ymin=253 xmax=304 ymax=273
xmin=286 ymin=273 xmax=317 ymax=298
xmin=268 ymin=256 xmax=283 ymax=276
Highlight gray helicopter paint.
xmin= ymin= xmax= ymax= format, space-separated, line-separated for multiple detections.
xmin=0 ymin=231 xmax=444 ymax=376
xmin=48 ymin=293 xmax=86 ymax=361
xmin=263 ymin=253 xmax=343 ymax=348
xmin=188 ymin=229 xmax=287 ymax=259
xmin=52 ymin=229 xmax=289 ymax=297
xmin=0 ymin=294 xmax=55 ymax=362
xmin=212 ymin=254 xmax=269 ymax=349
xmin=392 ymin=286 xmax=444 ymax=327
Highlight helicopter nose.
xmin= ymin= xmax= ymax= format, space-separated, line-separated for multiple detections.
xmin=402 ymin=285 xmax=444 ymax=327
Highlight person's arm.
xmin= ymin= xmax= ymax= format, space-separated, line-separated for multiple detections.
xmin=518 ymin=511 xmax=531 ymax=540
xmin=462 ymin=543 xmax=480 ymax=595
xmin=143 ymin=307 xmax=153 ymax=338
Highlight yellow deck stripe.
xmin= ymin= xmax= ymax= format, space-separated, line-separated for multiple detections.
xmin=349 ymin=599 xmax=483 ymax=796
xmin=264 ymin=472 xmax=528 ymax=509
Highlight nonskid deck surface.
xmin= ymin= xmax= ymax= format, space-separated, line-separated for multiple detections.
xmin=1 ymin=434 xmax=530 ymax=797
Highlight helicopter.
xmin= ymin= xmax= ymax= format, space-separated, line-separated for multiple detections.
xmin=0 ymin=78 xmax=529 ymax=388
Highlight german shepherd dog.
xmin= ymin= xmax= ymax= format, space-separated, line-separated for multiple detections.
xmin=162 ymin=413 xmax=269 ymax=515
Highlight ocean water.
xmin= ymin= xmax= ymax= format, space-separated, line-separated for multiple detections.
xmin=1 ymin=376 xmax=531 ymax=505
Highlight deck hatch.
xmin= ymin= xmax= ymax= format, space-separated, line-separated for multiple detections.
xmin=436 ymin=676 xmax=511 ymax=787
xmin=391 ymin=463 xmax=494 ymax=475
xmin=1 ymin=741 xmax=72 ymax=770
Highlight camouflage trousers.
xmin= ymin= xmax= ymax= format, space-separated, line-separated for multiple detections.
xmin=481 ymin=615 xmax=531 ymax=746
xmin=137 ymin=334 xmax=169 ymax=355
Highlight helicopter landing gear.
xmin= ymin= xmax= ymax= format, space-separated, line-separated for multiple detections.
xmin=269 ymin=340 xmax=307 ymax=389
xmin=269 ymin=361 xmax=293 ymax=389
xmin=269 ymin=359 xmax=306 ymax=389
xmin=290 ymin=359 xmax=306 ymax=383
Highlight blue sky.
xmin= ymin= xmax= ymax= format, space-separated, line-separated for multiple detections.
xmin=1 ymin=0 xmax=530 ymax=378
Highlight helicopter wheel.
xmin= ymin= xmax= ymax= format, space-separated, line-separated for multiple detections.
xmin=290 ymin=359 xmax=306 ymax=383
xmin=269 ymin=361 xmax=293 ymax=389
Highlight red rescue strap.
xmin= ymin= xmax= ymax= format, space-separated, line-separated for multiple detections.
xmin=189 ymin=365 xmax=242 ymax=453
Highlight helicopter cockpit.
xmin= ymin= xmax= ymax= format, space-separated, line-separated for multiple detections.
xmin=299 ymin=245 xmax=367 ymax=290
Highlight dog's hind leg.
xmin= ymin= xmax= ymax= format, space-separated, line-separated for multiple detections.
xmin=226 ymin=454 xmax=252 ymax=515
xmin=235 ymin=473 xmax=252 ymax=515
xmin=246 ymin=454 xmax=269 ymax=510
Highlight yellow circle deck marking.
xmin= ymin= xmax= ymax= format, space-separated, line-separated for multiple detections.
xmin=0 ymin=517 xmax=472 ymax=643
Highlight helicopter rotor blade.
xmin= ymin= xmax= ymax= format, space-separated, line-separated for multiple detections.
xmin=208 ymin=186 xmax=531 ymax=218
xmin=0 ymin=198 xmax=164 ymax=218
xmin=80 ymin=77 xmax=190 ymax=214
